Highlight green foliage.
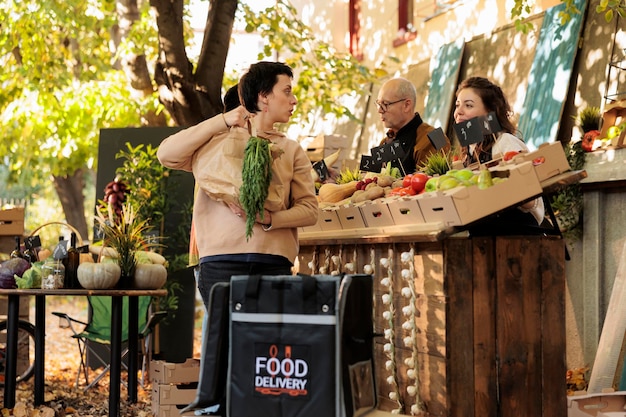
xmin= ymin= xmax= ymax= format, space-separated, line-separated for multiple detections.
xmin=596 ymin=0 xmax=626 ymax=22
xmin=0 ymin=0 xmax=161 ymax=233
xmin=114 ymin=143 xmax=170 ymax=232
xmin=239 ymin=0 xmax=389 ymax=127
xmin=511 ymin=0 xmax=582 ymax=32
xmin=574 ymin=106 xmax=601 ymax=133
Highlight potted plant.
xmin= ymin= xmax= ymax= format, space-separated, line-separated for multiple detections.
xmin=94 ymin=202 xmax=162 ymax=288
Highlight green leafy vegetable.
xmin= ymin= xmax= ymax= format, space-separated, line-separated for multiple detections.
xmin=240 ymin=136 xmax=272 ymax=240
xmin=16 ymin=262 xmax=43 ymax=289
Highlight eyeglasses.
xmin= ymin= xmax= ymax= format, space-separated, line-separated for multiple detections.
xmin=375 ymin=98 xmax=407 ymax=112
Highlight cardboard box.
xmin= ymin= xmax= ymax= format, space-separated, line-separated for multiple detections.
xmin=567 ymin=391 xmax=626 ymax=417
xmin=417 ymin=162 xmax=542 ymax=227
xmin=307 ymin=133 xmax=349 ymax=150
xmin=151 ymin=359 xmax=200 ymax=384
xmin=358 ymin=200 xmax=395 ymax=228
xmin=318 ymin=208 xmax=343 ymax=231
xmin=0 ymin=207 xmax=25 ymax=236
xmin=152 ymin=382 xmax=198 ymax=406
xmin=336 ymin=205 xmax=367 ymax=230
xmin=600 ymin=100 xmax=626 ymax=138
xmin=385 ymin=196 xmax=426 ymax=225
xmin=152 ymin=404 xmax=197 ymax=417
xmin=503 ymin=141 xmax=571 ymax=182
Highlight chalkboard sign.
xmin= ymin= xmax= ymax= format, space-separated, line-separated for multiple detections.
xmin=360 ymin=141 xmax=406 ymax=173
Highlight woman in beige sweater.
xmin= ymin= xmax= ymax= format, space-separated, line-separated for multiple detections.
xmin=157 ymin=61 xmax=318 ymax=415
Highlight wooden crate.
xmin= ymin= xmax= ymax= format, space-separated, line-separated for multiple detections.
xmin=0 ymin=208 xmax=25 ymax=236
xmin=297 ymin=235 xmax=566 ymax=417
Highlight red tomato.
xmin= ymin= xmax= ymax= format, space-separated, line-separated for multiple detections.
xmin=532 ymin=156 xmax=545 ymax=166
xmin=389 ymin=186 xmax=416 ymax=197
xmin=410 ymin=173 xmax=429 ymax=193
xmin=402 ymin=174 xmax=413 ymax=188
xmin=503 ymin=150 xmax=521 ymax=161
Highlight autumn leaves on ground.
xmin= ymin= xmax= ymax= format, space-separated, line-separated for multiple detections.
xmin=1 ymin=296 xmax=202 ymax=417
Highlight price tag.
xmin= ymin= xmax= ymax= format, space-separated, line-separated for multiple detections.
xmin=359 ymin=154 xmax=381 ymax=172
xmin=454 ymin=117 xmax=485 ymax=147
xmin=427 ymin=127 xmax=447 ymax=150
xmin=312 ymin=159 xmax=330 ymax=182
xmin=371 ymin=142 xmax=406 ymax=163
xmin=484 ymin=112 xmax=502 ymax=133
xmin=24 ymin=235 xmax=42 ymax=249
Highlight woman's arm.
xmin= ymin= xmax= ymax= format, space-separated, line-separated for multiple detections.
xmin=157 ymin=106 xmax=250 ymax=171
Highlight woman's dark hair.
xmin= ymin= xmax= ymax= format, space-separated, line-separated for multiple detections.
xmin=456 ymin=76 xmax=517 ymax=136
xmin=238 ymin=61 xmax=293 ymax=113
xmin=223 ymin=84 xmax=241 ymax=112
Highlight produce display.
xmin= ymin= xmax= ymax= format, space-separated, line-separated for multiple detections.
xmin=305 ymin=142 xmax=570 ymax=233
xmin=317 ymin=166 xmax=505 ymax=207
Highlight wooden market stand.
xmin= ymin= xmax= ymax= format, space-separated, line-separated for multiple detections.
xmin=296 ymin=171 xmax=586 ymax=417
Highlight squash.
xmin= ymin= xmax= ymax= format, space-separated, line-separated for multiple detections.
xmin=318 ymin=181 xmax=358 ymax=203
xmin=88 ymin=244 xmax=118 ymax=258
xmin=133 ymin=263 xmax=167 ymax=289
xmin=80 ymin=253 xmax=95 ymax=264
xmin=135 ymin=250 xmax=167 ymax=265
xmin=77 ymin=262 xmax=121 ymax=289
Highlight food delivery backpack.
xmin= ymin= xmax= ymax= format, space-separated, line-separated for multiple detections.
xmin=227 ymin=274 xmax=377 ymax=417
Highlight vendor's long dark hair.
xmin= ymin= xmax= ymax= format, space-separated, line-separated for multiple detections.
xmin=456 ymin=77 xmax=520 ymax=163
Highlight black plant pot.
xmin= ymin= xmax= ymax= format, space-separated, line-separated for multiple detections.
xmin=155 ymin=267 xmax=196 ymax=363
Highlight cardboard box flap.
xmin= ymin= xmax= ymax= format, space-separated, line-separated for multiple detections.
xmin=567 ymin=391 xmax=626 ymax=417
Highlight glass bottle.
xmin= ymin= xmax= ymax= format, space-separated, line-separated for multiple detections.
xmin=10 ymin=236 xmax=25 ymax=259
xmin=41 ymin=258 xmax=65 ymax=289
xmin=65 ymin=232 xmax=81 ymax=289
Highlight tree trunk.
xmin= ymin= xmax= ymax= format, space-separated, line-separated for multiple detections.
xmin=53 ymin=170 xmax=89 ymax=242
xmin=151 ymin=0 xmax=238 ymax=126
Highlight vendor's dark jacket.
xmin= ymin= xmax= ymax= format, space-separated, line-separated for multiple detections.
xmin=379 ymin=113 xmax=450 ymax=175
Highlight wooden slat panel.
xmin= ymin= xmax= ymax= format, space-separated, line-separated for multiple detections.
xmin=496 ymin=237 xmax=542 ymax=417
xmin=444 ymin=238 xmax=474 ymax=417
xmin=539 ymin=238 xmax=567 ymax=417
xmin=471 ymin=237 xmax=498 ymax=417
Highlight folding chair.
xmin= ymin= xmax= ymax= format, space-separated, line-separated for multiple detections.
xmin=52 ymin=296 xmax=167 ymax=391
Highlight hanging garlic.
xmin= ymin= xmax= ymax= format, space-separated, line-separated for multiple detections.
xmin=401 ymin=287 xmax=412 ymax=298
xmin=401 ymin=251 xmax=412 ymax=263
xmin=363 ymin=264 xmax=373 ymax=275
xmin=380 ymin=257 xmax=389 ymax=268
xmin=382 ymin=293 xmax=391 ymax=304
xmin=407 ymin=385 xmax=417 ymax=396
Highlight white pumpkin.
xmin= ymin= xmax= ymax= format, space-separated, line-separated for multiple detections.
xmin=133 ymin=263 xmax=167 ymax=289
xmin=77 ymin=262 xmax=121 ymax=289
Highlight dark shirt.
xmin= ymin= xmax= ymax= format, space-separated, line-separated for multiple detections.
xmin=384 ymin=113 xmax=426 ymax=175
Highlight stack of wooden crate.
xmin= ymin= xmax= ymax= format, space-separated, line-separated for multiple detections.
xmin=150 ymin=358 xmax=201 ymax=417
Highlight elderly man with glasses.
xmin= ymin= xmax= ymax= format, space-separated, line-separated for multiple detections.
xmin=376 ymin=77 xmax=450 ymax=175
